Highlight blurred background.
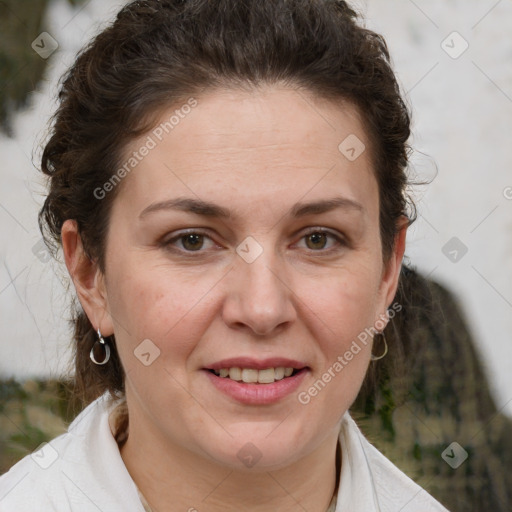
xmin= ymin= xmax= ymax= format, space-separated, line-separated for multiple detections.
xmin=0 ymin=0 xmax=511 ymax=510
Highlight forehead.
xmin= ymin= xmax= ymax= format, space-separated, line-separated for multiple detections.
xmin=114 ymin=86 xmax=377 ymax=221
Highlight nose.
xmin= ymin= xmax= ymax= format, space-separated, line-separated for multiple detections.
xmin=221 ymin=249 xmax=297 ymax=337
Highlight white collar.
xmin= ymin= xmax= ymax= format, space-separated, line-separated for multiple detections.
xmin=0 ymin=392 xmax=447 ymax=511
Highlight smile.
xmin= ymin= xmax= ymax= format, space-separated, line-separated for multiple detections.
xmin=204 ymin=367 xmax=309 ymax=405
xmin=209 ymin=367 xmax=298 ymax=384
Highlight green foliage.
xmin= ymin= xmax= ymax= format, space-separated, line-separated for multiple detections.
xmin=0 ymin=378 xmax=73 ymax=473
xmin=0 ymin=0 xmax=85 ymax=136
xmin=412 ymin=441 xmax=422 ymax=461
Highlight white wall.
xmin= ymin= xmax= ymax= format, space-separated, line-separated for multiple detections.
xmin=1 ymin=0 xmax=511 ymax=415
xmin=363 ymin=0 xmax=512 ymax=417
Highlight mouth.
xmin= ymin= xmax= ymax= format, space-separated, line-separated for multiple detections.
xmin=206 ymin=366 xmax=304 ymax=384
xmin=203 ymin=366 xmax=309 ymax=405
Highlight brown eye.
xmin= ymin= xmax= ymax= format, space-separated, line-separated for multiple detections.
xmin=305 ymin=232 xmax=329 ymax=250
xmin=181 ymin=233 xmax=204 ymax=251
xmin=296 ymin=228 xmax=346 ymax=254
xmin=161 ymin=230 xmax=218 ymax=255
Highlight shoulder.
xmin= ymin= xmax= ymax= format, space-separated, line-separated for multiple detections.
xmin=0 ymin=394 xmax=143 ymax=512
xmin=339 ymin=414 xmax=450 ymax=512
xmin=0 ymin=429 xmax=69 ymax=510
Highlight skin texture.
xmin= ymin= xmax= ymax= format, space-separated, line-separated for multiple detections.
xmin=62 ymin=85 xmax=407 ymax=512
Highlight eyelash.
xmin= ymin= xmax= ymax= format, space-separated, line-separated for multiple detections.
xmin=160 ymin=228 xmax=347 ymax=256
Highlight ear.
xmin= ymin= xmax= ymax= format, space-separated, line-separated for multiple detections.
xmin=376 ymin=216 xmax=408 ymax=321
xmin=61 ymin=219 xmax=114 ymax=336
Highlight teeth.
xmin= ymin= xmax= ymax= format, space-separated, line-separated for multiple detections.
xmin=257 ymin=368 xmax=275 ymax=384
xmin=241 ymin=368 xmax=259 ymax=383
xmin=229 ymin=367 xmax=242 ymax=381
xmin=212 ymin=367 xmax=297 ymax=384
xmin=274 ymin=367 xmax=285 ymax=380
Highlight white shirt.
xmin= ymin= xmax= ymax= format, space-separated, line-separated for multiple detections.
xmin=0 ymin=393 xmax=449 ymax=511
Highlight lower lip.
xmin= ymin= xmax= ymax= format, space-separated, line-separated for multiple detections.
xmin=203 ymin=368 xmax=309 ymax=405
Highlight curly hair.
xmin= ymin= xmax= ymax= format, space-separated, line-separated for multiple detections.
xmin=38 ymin=0 xmax=414 ymax=408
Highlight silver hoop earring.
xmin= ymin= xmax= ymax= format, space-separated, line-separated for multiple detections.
xmin=371 ymin=332 xmax=388 ymax=361
xmin=90 ymin=328 xmax=111 ymax=365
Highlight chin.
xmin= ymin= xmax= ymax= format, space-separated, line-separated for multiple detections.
xmin=193 ymin=424 xmax=313 ymax=472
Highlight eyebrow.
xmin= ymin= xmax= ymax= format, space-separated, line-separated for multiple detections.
xmin=138 ymin=196 xmax=364 ymax=220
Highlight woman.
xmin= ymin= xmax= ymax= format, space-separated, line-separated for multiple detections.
xmin=0 ymin=0 xmax=449 ymax=510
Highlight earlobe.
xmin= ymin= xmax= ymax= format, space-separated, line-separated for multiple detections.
xmin=61 ymin=219 xmax=114 ymax=335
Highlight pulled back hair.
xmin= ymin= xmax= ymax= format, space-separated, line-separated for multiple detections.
xmin=39 ymin=0 xmax=414 ymax=408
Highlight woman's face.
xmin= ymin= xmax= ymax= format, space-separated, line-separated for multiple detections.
xmin=76 ymin=86 xmax=405 ymax=470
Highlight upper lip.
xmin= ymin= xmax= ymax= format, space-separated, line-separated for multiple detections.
xmin=204 ymin=357 xmax=308 ymax=371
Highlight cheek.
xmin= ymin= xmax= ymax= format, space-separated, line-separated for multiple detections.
xmin=297 ymin=259 xmax=380 ymax=397
xmin=295 ymin=275 xmax=378 ymax=420
xmin=305 ymin=260 xmax=382 ymax=343
xmin=105 ymin=259 xmax=218 ymax=369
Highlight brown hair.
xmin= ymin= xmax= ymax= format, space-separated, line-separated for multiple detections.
xmin=38 ymin=0 xmax=414 ymax=409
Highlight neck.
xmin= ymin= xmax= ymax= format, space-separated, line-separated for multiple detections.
xmin=118 ymin=403 xmax=340 ymax=512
